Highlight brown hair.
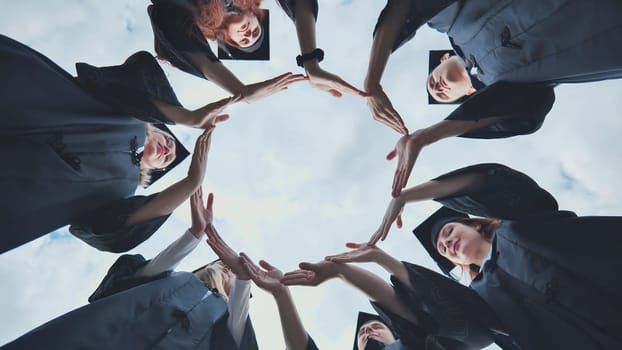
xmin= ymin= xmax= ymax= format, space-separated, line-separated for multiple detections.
xmin=451 ymin=218 xmax=499 ymax=281
xmin=194 ymin=0 xmax=264 ymax=47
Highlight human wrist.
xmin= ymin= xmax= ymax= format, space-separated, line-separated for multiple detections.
xmin=189 ymin=226 xmax=203 ymax=238
xmin=296 ymin=48 xmax=324 ymax=69
xmin=271 ymin=284 xmax=291 ymax=300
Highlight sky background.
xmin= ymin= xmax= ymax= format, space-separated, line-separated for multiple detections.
xmin=1 ymin=1 xmax=622 ymax=349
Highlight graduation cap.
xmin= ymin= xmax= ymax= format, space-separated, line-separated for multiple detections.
xmin=353 ymin=312 xmax=398 ymax=350
xmin=191 ymin=258 xmax=221 ymax=274
xmin=412 ymin=207 xmax=469 ymax=276
xmin=217 ymin=9 xmax=270 ymax=61
xmin=140 ymin=124 xmax=190 ymax=186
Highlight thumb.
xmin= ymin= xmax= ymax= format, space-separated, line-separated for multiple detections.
xmin=396 ymin=214 xmax=403 ymax=229
xmin=299 ymin=262 xmax=315 ymax=271
xmin=328 ymin=89 xmax=343 ymax=98
xmin=386 ymin=149 xmax=397 ymax=160
xmin=345 ymin=242 xmax=363 ymax=249
xmin=259 ymin=260 xmax=274 ymax=271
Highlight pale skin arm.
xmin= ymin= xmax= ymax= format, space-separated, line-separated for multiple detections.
xmin=126 ymin=126 xmax=218 ymax=226
xmin=152 ymin=96 xmax=238 ymax=129
xmin=293 ymin=0 xmax=366 ymax=98
xmin=363 ymin=0 xmax=411 ymax=134
xmin=388 ymin=116 xmax=509 ymax=197
xmin=369 ymin=168 xmax=487 ymax=245
xmin=186 ymin=53 xmax=306 ymax=104
xmin=325 ymin=243 xmax=413 ymax=290
xmin=239 ymin=254 xmax=309 ymax=350
xmin=282 ymin=260 xmax=418 ymax=324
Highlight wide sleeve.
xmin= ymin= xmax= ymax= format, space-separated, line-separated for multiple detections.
xmin=373 ymin=0 xmax=458 ymax=52
xmin=75 ymin=51 xmax=182 ymax=124
xmin=134 ymin=230 xmax=201 ymax=278
xmin=446 ymin=82 xmax=556 ymax=139
xmin=148 ymin=0 xmax=218 ymax=79
xmin=275 ymin=0 xmax=318 ymax=22
xmin=432 ymin=163 xmax=563 ymax=220
xmin=383 ymin=262 xmax=501 ymax=349
xmin=69 ymin=194 xmax=170 ymax=253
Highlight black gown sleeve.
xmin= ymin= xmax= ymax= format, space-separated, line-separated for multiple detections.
xmin=74 ymin=51 xmax=182 ymax=124
xmin=148 ymin=0 xmax=219 ymax=79
xmin=432 ymin=163 xmax=566 ymax=220
xmin=373 ymin=0 xmax=458 ymax=52
xmin=275 ymin=0 xmax=318 ymax=22
xmin=69 ymin=194 xmax=170 ymax=253
xmin=445 ymin=82 xmax=556 ymax=139
xmin=378 ymin=262 xmax=503 ymax=349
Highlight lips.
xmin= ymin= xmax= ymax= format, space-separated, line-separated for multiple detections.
xmin=453 ymin=239 xmax=460 ymax=255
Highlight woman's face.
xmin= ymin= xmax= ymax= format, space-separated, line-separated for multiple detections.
xmin=436 ymin=222 xmax=490 ymax=266
xmin=217 ymin=261 xmax=235 ymax=294
xmin=427 ymin=55 xmax=473 ymax=102
xmin=141 ymin=131 xmax=176 ymax=170
xmin=357 ymin=320 xmax=395 ymax=349
xmin=226 ymin=11 xmax=261 ymax=48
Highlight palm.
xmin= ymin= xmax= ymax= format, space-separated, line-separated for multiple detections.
xmin=388 ymin=131 xmax=425 ymax=197
xmin=281 ymin=261 xmax=338 ymax=287
xmin=325 ymin=243 xmax=379 ymax=263
xmin=307 ymin=68 xmax=365 ymax=98
xmin=239 ymin=254 xmax=286 ymax=294
xmin=205 ymin=225 xmax=250 ymax=280
xmin=189 ymin=188 xmax=213 ymax=237
xmin=241 ymin=72 xmax=306 ymax=103
xmin=196 ymin=95 xmax=238 ymax=128
xmin=366 ymin=88 xmax=408 ymax=134
xmin=368 ymin=197 xmax=405 ymax=246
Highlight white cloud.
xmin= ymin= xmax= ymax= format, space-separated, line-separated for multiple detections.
xmin=1 ymin=1 xmax=621 ymax=350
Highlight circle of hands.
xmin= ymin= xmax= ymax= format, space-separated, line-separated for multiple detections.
xmin=188 ymin=189 xmax=395 ymax=295
xmin=196 ymin=65 xmax=428 ymax=243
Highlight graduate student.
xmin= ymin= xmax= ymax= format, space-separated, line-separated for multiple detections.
xmin=363 ymin=0 xmax=622 ymax=196
xmin=148 ymin=0 xmax=365 ymax=103
xmin=369 ymin=163 xmax=622 ymax=349
xmin=235 ymin=248 xmax=507 ymax=350
xmin=2 ymin=190 xmax=259 ymax=349
xmin=0 ymin=34 xmax=235 ymax=254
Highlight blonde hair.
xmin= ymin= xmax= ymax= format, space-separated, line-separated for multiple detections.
xmin=138 ymin=124 xmax=176 ymax=188
xmin=195 ymin=262 xmax=230 ymax=302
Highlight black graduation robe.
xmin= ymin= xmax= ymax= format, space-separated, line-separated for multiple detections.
xmin=427 ymin=163 xmax=622 ymax=350
xmin=0 ymin=34 xmax=182 ymax=253
xmin=374 ymin=0 xmax=622 ymax=139
xmin=1 ymin=272 xmax=258 ymax=350
xmin=147 ymin=0 xmax=318 ymax=80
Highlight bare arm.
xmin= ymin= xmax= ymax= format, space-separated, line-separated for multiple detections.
xmin=187 ymin=53 xmax=245 ymax=94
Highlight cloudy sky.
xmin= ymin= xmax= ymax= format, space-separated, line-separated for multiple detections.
xmin=1 ymin=1 xmax=621 ymax=349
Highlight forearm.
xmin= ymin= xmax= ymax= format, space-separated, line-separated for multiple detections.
xmin=187 ymin=53 xmax=245 ymax=94
xmin=374 ymin=251 xmax=412 ymax=290
xmin=293 ymin=0 xmax=322 ymax=75
xmin=126 ymin=177 xmax=197 ymax=225
xmin=135 ymin=229 xmax=201 ymax=277
xmin=151 ymin=99 xmax=196 ymax=126
xmin=227 ymin=279 xmax=252 ymax=347
xmin=364 ymin=0 xmax=411 ymax=90
xmin=335 ymin=263 xmax=417 ymax=324
xmin=398 ymin=171 xmax=486 ymax=205
xmin=273 ymin=287 xmax=310 ymax=350
xmin=422 ymin=116 xmax=512 ymax=144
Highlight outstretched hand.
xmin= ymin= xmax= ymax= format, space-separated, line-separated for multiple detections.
xmin=281 ymin=261 xmax=340 ymax=287
xmin=305 ymin=65 xmax=367 ymax=98
xmin=189 ymin=187 xmax=214 ymax=238
xmin=241 ymin=72 xmax=307 ymax=103
xmin=368 ymin=197 xmax=405 ymax=246
xmin=365 ymin=86 xmax=408 ymax=135
xmin=187 ymin=127 xmax=217 ymax=187
xmin=387 ymin=129 xmax=428 ymax=198
xmin=324 ymin=242 xmax=382 ymax=263
xmin=194 ymin=95 xmax=239 ymax=128
xmin=239 ymin=253 xmax=286 ymax=294
xmin=205 ymin=224 xmax=250 ymax=280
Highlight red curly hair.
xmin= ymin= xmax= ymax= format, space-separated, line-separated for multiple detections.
xmin=194 ymin=0 xmax=265 ymax=47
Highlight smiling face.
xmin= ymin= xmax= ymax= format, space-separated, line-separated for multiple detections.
xmin=436 ymin=221 xmax=491 ymax=266
xmin=427 ymin=55 xmax=474 ymax=103
xmin=141 ymin=129 xmax=176 ymax=170
xmin=357 ymin=320 xmax=395 ymax=349
xmin=226 ymin=11 xmax=261 ymax=48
